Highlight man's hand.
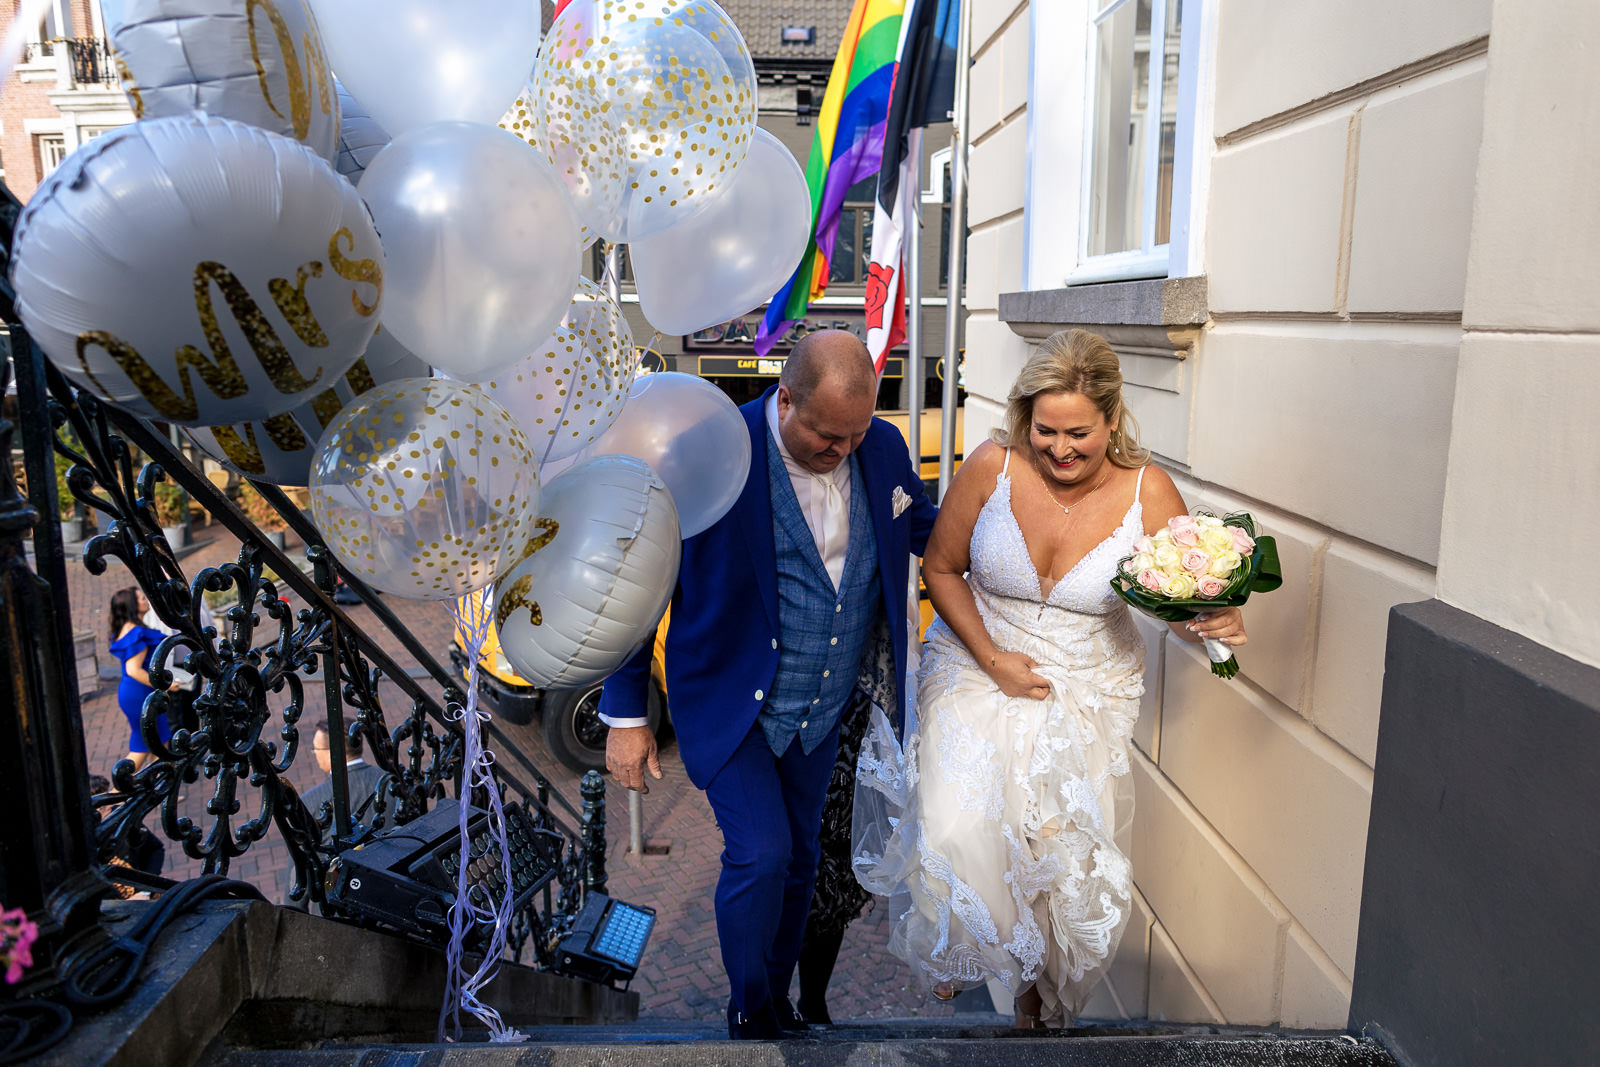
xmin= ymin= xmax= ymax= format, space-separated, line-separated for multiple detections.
xmin=606 ymin=725 xmax=663 ymax=794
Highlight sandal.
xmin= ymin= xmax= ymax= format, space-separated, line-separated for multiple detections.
xmin=931 ymin=982 xmax=958 ymax=1002
xmin=1013 ymin=984 xmax=1042 ymax=1029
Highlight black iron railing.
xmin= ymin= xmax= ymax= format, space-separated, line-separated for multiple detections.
xmin=64 ymin=38 xmax=118 ymax=89
xmin=0 ymin=177 xmax=606 ymax=1012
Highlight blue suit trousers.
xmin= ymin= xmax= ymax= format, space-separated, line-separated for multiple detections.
xmin=703 ymin=717 xmax=841 ymax=1016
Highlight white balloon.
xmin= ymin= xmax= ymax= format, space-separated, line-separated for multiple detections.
xmin=584 ymin=372 xmax=750 ymax=538
xmin=494 ymin=456 xmax=679 ymax=689
xmin=103 ymin=0 xmax=341 ymax=161
xmin=187 ymin=328 xmax=426 ymax=485
xmin=472 ymin=277 xmax=637 ymax=466
xmin=357 ymin=122 xmax=582 ymax=380
xmin=9 ymin=113 xmax=384 ymax=426
xmin=632 ymin=130 xmax=811 ymax=336
xmin=306 ymin=0 xmax=540 ymax=137
xmin=334 ymin=79 xmax=388 ymax=184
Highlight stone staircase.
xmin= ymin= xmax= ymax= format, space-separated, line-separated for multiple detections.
xmin=201 ymin=1020 xmax=1400 ymax=1066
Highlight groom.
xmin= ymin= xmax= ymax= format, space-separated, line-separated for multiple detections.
xmin=599 ymin=330 xmax=936 ymax=1039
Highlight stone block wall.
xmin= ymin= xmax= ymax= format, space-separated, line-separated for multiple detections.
xmin=962 ymin=0 xmax=1494 ymax=1030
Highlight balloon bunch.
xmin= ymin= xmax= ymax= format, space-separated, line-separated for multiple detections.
xmin=6 ymin=0 xmax=778 ymax=667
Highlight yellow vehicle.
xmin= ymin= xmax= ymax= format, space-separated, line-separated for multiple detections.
xmin=452 ymin=407 xmax=963 ymax=772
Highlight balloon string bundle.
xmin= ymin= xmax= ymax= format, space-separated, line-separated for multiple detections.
xmin=437 ymin=591 xmax=525 ymax=1044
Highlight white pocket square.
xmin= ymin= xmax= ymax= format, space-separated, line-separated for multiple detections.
xmin=891 ymin=485 xmax=912 ymax=519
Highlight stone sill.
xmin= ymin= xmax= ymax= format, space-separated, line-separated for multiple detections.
xmin=998 ymin=276 xmax=1209 ymax=347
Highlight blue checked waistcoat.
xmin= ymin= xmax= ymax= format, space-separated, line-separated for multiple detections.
xmin=759 ymin=428 xmax=880 ymax=756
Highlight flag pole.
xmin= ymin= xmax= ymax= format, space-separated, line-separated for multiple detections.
xmin=905 ymin=127 xmax=924 ymax=468
xmin=937 ymin=0 xmax=972 ymax=502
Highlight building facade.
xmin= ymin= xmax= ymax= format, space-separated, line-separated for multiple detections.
xmin=962 ymin=0 xmax=1599 ymax=1052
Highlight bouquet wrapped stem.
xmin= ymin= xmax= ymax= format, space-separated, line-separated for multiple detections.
xmin=1110 ymin=510 xmax=1282 ymax=679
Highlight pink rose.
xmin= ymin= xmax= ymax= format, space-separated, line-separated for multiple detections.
xmin=1137 ymin=569 xmax=1163 ymax=593
xmin=1133 ymin=535 xmax=1155 ymax=555
xmin=1196 ymin=574 xmax=1227 ymax=598
xmin=1230 ymin=526 xmax=1256 ymax=555
xmin=1168 ymin=515 xmax=1200 ymax=547
xmin=1181 ymin=547 xmax=1211 ymax=575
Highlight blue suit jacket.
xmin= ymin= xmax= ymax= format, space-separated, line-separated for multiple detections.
xmin=598 ymin=386 xmax=938 ymax=788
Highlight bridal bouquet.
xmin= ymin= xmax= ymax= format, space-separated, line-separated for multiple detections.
xmin=1110 ymin=511 xmax=1282 ymax=679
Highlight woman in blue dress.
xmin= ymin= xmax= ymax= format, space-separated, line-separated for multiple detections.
xmin=108 ymin=587 xmax=176 ymax=770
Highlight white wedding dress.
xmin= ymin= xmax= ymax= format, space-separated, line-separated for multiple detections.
xmin=854 ymin=454 xmax=1148 ymax=1023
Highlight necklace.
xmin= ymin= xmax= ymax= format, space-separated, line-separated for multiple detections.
xmin=1036 ymin=458 xmax=1110 ymax=517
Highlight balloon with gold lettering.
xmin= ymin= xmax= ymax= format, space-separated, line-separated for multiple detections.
xmin=309 ymin=378 xmax=540 ymax=601
xmin=531 ymin=0 xmax=758 ymax=242
xmin=493 ymin=455 xmax=679 ymax=689
xmin=306 ymin=0 xmax=539 ymax=137
xmin=357 ymin=121 xmax=582 ymax=381
xmin=499 ymin=85 xmax=623 ymax=250
xmin=470 ymin=278 xmax=637 ymax=467
xmin=186 ymin=326 xmax=426 ymax=485
xmin=102 ymin=0 xmax=340 ymax=162
xmin=8 ymin=113 xmax=384 ymax=427
xmin=334 ymin=79 xmax=388 ymax=184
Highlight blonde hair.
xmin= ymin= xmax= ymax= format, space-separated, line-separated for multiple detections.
xmin=990 ymin=329 xmax=1150 ymax=468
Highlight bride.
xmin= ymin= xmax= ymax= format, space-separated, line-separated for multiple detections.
xmin=854 ymin=329 xmax=1247 ymax=1026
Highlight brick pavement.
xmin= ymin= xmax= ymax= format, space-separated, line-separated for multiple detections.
xmin=60 ymin=520 xmax=956 ymax=1025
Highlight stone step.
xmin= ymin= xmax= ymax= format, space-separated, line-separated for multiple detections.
xmin=205 ymin=1018 xmax=1399 ymax=1066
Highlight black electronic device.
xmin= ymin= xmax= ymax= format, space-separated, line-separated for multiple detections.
xmin=554 ymin=893 xmax=656 ymax=985
xmin=324 ymin=797 xmax=560 ymax=944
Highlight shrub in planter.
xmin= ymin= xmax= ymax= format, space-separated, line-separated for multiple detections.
xmin=235 ymin=481 xmax=288 ymax=534
xmin=153 ymin=482 xmax=186 ymax=528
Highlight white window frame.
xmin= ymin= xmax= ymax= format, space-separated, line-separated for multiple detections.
xmin=1022 ymin=0 xmax=1216 ymax=289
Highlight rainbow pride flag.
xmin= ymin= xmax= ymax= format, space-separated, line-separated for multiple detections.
xmin=754 ymin=0 xmax=905 ymax=356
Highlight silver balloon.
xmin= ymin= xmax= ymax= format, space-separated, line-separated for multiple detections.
xmin=334 ymin=79 xmax=389 ymax=184
xmin=103 ymin=0 xmax=341 ymax=162
xmin=500 ymin=85 xmax=623 ymax=250
xmin=494 ymin=455 xmax=679 ymax=689
xmin=583 ymin=371 xmax=750 ymax=538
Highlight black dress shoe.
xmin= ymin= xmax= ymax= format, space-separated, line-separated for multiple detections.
xmin=727 ymin=1000 xmax=781 ymax=1040
xmin=796 ymin=997 xmax=832 ymax=1027
xmin=775 ymin=996 xmax=810 ymax=1033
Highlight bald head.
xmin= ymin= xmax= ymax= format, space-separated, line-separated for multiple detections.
xmin=775 ymin=330 xmax=878 ymax=474
xmin=780 ymin=330 xmax=877 ymax=409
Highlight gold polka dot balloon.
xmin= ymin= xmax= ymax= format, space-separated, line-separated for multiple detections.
xmin=531 ymin=0 xmax=758 ymax=242
xmin=309 ymin=378 xmax=541 ymax=601
xmin=474 ymin=277 xmax=638 ymax=466
xmin=500 ymin=85 xmax=624 ymax=249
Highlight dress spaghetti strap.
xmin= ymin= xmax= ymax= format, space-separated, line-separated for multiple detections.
xmin=1134 ymin=464 xmax=1147 ymax=501
xmin=1001 ymin=447 xmax=1013 ymax=477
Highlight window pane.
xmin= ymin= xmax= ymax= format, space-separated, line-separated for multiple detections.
xmin=1087 ymin=0 xmax=1150 ymax=256
xmin=1154 ymin=0 xmax=1182 ymax=246
xmin=831 ymin=208 xmax=859 ymax=283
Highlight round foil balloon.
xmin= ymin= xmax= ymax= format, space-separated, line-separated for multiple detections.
xmin=309 ymin=378 xmax=540 ymax=600
xmin=532 ymin=0 xmax=757 ymax=242
xmin=334 ymin=79 xmax=388 ymax=184
xmin=500 ymin=85 xmax=623 ymax=249
xmin=187 ymin=328 xmax=427 ymax=485
xmin=631 ymin=129 xmax=810 ymax=336
xmin=584 ymin=372 xmax=750 ymax=538
xmin=103 ymin=0 xmax=340 ymax=162
xmin=306 ymin=0 xmax=540 ymax=137
xmin=358 ymin=121 xmax=582 ymax=380
xmin=494 ymin=455 xmax=679 ymax=689
xmin=9 ymin=114 xmax=384 ymax=427
xmin=473 ymin=277 xmax=637 ymax=466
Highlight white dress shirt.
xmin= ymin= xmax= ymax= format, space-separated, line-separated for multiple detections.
xmin=765 ymin=391 xmax=852 ymax=590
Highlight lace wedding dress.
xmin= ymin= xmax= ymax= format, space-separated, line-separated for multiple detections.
xmin=854 ymin=455 xmax=1148 ymax=1023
